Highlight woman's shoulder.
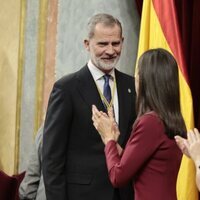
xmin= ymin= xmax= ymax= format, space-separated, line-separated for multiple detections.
xmin=140 ymin=111 xmax=160 ymax=122
xmin=135 ymin=111 xmax=163 ymax=131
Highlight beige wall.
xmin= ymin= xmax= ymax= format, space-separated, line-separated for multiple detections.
xmin=0 ymin=0 xmax=57 ymax=173
xmin=0 ymin=0 xmax=21 ymax=175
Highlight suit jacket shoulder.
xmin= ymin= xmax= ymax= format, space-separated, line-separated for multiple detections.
xmin=53 ymin=65 xmax=92 ymax=89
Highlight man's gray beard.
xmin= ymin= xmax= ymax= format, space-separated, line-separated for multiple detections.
xmin=95 ymin=57 xmax=120 ymax=71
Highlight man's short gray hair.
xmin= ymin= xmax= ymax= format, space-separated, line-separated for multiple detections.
xmin=87 ymin=13 xmax=123 ymax=39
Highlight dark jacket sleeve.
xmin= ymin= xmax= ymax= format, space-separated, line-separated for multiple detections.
xmin=42 ymin=81 xmax=73 ymax=200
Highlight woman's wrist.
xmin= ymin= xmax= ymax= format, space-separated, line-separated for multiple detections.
xmin=104 ymin=137 xmax=115 ymax=145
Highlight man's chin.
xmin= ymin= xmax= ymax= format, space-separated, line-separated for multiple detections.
xmin=99 ymin=60 xmax=118 ymax=70
xmin=100 ymin=64 xmax=115 ymax=71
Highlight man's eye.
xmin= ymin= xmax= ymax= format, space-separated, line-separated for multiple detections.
xmin=112 ymin=42 xmax=120 ymax=46
xmin=98 ymin=43 xmax=107 ymax=47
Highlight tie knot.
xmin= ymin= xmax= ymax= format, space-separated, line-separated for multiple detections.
xmin=103 ymin=74 xmax=111 ymax=83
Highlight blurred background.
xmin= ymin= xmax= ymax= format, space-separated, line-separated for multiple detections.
xmin=0 ymin=0 xmax=140 ymax=174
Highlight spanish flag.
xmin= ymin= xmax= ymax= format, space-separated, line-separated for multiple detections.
xmin=136 ymin=0 xmax=198 ymax=199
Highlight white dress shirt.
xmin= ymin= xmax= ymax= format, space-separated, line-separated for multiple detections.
xmin=87 ymin=60 xmax=119 ymax=124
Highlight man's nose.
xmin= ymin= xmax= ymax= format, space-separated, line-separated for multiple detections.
xmin=105 ymin=45 xmax=115 ymax=55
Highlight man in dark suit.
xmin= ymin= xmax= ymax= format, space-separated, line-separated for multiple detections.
xmin=42 ymin=13 xmax=136 ymax=200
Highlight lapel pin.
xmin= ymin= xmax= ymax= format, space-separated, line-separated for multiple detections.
xmin=128 ymin=88 xmax=131 ymax=93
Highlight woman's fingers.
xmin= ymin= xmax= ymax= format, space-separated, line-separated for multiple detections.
xmin=194 ymin=128 xmax=200 ymax=141
xmin=188 ymin=128 xmax=200 ymax=145
xmin=175 ymin=136 xmax=186 ymax=150
xmin=175 ymin=135 xmax=190 ymax=157
xmin=92 ymin=105 xmax=100 ymax=117
xmin=93 ymin=121 xmax=98 ymax=130
xmin=92 ymin=105 xmax=103 ymax=124
xmin=107 ymin=107 xmax=115 ymax=122
xmin=92 ymin=106 xmax=101 ymax=131
xmin=108 ymin=107 xmax=114 ymax=117
xmin=187 ymin=129 xmax=194 ymax=144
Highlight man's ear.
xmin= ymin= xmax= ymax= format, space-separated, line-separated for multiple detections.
xmin=84 ymin=39 xmax=90 ymax=51
xmin=121 ymin=37 xmax=124 ymax=43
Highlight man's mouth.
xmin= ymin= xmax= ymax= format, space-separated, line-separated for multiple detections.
xmin=101 ymin=57 xmax=116 ymax=62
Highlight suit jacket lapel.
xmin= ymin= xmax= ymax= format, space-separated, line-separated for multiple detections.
xmin=76 ymin=65 xmax=106 ymax=112
xmin=115 ymin=69 xmax=132 ymax=145
xmin=76 ymin=66 xmax=133 ymax=145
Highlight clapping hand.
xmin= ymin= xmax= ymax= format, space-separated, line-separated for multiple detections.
xmin=175 ymin=128 xmax=200 ymax=160
xmin=92 ymin=105 xmax=120 ymax=144
xmin=186 ymin=128 xmax=200 ymax=162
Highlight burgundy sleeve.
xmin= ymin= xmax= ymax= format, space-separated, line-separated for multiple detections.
xmin=104 ymin=114 xmax=164 ymax=187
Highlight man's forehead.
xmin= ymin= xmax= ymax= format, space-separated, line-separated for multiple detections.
xmin=94 ymin=23 xmax=121 ymax=32
xmin=92 ymin=24 xmax=122 ymax=39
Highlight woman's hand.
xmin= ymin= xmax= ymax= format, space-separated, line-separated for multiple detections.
xmin=175 ymin=128 xmax=200 ymax=160
xmin=174 ymin=135 xmax=190 ymax=157
xmin=187 ymin=128 xmax=200 ymax=162
xmin=92 ymin=105 xmax=120 ymax=144
xmin=185 ymin=128 xmax=200 ymax=192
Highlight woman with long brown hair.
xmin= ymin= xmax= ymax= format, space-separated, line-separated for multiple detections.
xmin=92 ymin=48 xmax=186 ymax=200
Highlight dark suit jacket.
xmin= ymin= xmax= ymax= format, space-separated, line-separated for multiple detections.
xmin=42 ymin=65 xmax=136 ymax=200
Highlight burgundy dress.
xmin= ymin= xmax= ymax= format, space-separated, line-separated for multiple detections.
xmin=105 ymin=112 xmax=182 ymax=200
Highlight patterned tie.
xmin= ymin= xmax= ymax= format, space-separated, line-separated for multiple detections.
xmin=103 ymin=74 xmax=111 ymax=103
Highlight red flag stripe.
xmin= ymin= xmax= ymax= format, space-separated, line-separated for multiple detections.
xmin=152 ymin=0 xmax=189 ymax=83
